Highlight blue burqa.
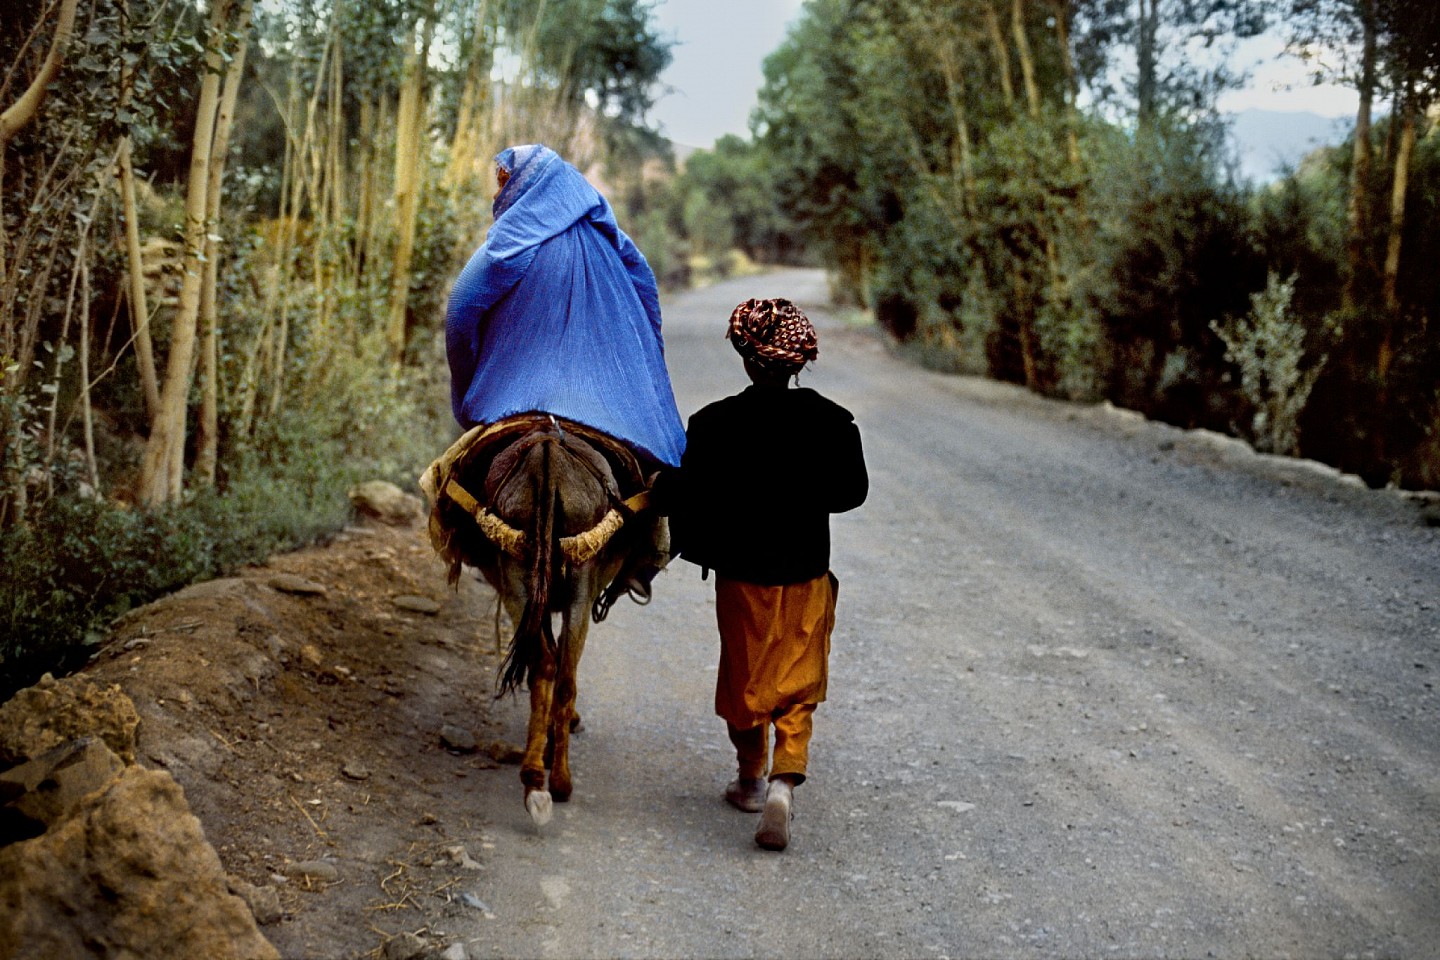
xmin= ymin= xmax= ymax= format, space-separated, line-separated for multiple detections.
xmin=444 ymin=145 xmax=685 ymax=467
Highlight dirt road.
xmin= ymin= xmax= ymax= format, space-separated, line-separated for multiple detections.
xmin=99 ymin=269 xmax=1440 ymax=958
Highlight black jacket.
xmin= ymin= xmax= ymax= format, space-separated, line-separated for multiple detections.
xmin=668 ymin=384 xmax=867 ymax=585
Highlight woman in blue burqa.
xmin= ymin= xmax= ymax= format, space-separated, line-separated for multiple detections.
xmin=444 ymin=144 xmax=684 ymax=606
xmin=446 ymin=144 xmax=684 ymax=465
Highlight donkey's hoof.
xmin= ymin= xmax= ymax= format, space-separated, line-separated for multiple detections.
xmin=525 ymin=789 xmax=553 ymax=826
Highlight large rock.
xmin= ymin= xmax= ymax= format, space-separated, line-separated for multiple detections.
xmin=349 ymin=480 xmax=422 ymax=525
xmin=1 ymin=738 xmax=125 ymax=838
xmin=0 ymin=674 xmax=139 ymax=766
xmin=0 ymin=765 xmax=279 ymax=959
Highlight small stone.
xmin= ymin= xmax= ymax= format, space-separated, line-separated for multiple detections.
xmin=228 ymin=877 xmax=283 ymax=925
xmin=936 ymin=800 xmax=976 ymax=813
xmin=281 ymin=860 xmax=338 ymax=882
xmin=383 ymin=931 xmax=427 ymax=960
xmin=341 ymin=760 xmax=371 ymax=781
xmin=350 ymin=480 xmax=422 ymax=525
xmin=457 ymin=892 xmax=490 ymax=913
xmin=444 ymin=845 xmax=484 ymax=872
xmin=269 ymin=573 xmax=328 ymax=596
xmin=393 ymin=595 xmax=442 ymax=615
xmin=439 ymin=943 xmax=470 ymax=960
xmin=440 ymin=724 xmax=478 ymax=753
xmin=486 ymin=741 xmax=524 ymax=765
xmin=169 ymin=577 xmax=249 ymax=602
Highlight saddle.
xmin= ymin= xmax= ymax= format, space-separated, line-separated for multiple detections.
xmin=420 ymin=415 xmax=656 ymax=584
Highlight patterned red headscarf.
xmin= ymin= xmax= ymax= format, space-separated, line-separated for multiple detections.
xmin=725 ymin=298 xmax=818 ymax=372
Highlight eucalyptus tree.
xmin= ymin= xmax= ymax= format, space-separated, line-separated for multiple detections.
xmin=1 ymin=0 xmax=204 ymax=519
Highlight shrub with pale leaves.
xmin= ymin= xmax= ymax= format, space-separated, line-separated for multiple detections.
xmin=1211 ymin=273 xmax=1328 ymax=457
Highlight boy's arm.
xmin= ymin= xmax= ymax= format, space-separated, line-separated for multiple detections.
xmin=666 ymin=413 xmax=717 ymax=565
xmin=828 ymin=420 xmax=868 ymax=514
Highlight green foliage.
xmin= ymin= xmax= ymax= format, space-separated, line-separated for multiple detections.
xmin=1211 ymin=273 xmax=1328 ymax=455
xmin=754 ymin=0 xmax=1437 ymax=489
xmin=497 ymin=0 xmax=672 ymax=127
xmin=0 ymin=447 xmax=346 ymax=699
xmin=630 ymin=203 xmax=691 ymax=291
xmin=1082 ymin=121 xmax=1264 ymax=421
xmin=676 ymin=136 xmax=809 ymax=265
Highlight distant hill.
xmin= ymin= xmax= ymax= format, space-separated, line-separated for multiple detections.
xmin=1227 ymin=109 xmax=1350 ymax=183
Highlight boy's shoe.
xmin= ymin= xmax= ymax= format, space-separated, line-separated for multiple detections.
xmin=724 ymin=777 xmax=766 ymax=812
xmin=755 ymin=780 xmax=793 ymax=851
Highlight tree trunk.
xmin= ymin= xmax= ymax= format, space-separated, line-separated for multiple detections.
xmin=1053 ymin=0 xmax=1082 ymax=168
xmin=0 ymin=0 xmax=81 ymax=147
xmin=446 ymin=0 xmax=493 ymax=187
xmin=1381 ymin=83 xmax=1415 ymax=315
xmin=117 ymin=137 xmax=161 ymax=424
xmin=939 ymin=50 xmax=977 ymax=216
xmin=1013 ymin=263 xmax=1039 ymax=389
xmin=981 ymin=1 xmax=1016 ymax=111
xmin=1342 ymin=0 xmax=1376 ymax=312
xmin=114 ymin=0 xmax=159 ymax=423
xmin=387 ymin=17 xmax=434 ymax=365
xmin=137 ymin=0 xmax=230 ymax=506
xmin=79 ymin=256 xmax=99 ymax=491
xmin=196 ymin=0 xmax=253 ymax=488
xmin=1011 ymin=0 xmax=1042 ymax=119
xmin=1136 ymin=0 xmax=1160 ymax=134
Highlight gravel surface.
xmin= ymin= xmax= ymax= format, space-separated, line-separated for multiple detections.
xmin=407 ymin=268 xmax=1438 ymax=959
xmin=82 ymin=268 xmax=1437 ymax=959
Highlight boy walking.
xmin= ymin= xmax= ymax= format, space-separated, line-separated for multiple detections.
xmin=671 ymin=298 xmax=868 ymax=851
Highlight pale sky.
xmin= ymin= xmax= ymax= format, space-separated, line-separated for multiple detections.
xmin=1218 ymin=34 xmax=1361 ymax=118
xmin=648 ymin=0 xmax=806 ymax=149
xmin=647 ymin=4 xmax=1359 ymax=151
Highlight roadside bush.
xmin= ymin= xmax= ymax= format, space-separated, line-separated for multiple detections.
xmin=0 ymin=443 xmax=352 ymax=699
xmin=1211 ymin=273 xmax=1328 ymax=456
xmin=0 ymin=494 xmax=210 ymax=699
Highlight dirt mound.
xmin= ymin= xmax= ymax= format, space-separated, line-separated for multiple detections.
xmin=0 ymin=510 xmax=511 ymax=959
xmin=0 ymin=672 xmax=277 ymax=959
xmin=0 ymin=673 xmax=139 ymax=766
xmin=69 ymin=515 xmax=505 ymax=958
xmin=1 ymin=760 xmax=279 ymax=960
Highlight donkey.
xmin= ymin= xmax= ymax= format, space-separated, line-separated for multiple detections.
xmin=425 ymin=417 xmax=656 ymax=825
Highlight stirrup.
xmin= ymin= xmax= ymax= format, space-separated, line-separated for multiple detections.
xmin=591 ymin=578 xmax=651 ymax=623
xmin=591 ymin=586 xmax=619 ymax=623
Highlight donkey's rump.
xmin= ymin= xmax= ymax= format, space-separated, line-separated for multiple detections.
xmin=421 ymin=414 xmax=654 ymax=586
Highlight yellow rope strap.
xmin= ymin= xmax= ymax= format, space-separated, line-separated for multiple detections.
xmin=444 ymin=479 xmax=526 ymax=558
xmin=559 ymin=510 xmax=624 ymax=566
xmin=445 ymin=481 xmax=652 ymax=566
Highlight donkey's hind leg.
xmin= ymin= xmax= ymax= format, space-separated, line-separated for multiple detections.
xmin=521 ymin=636 xmax=557 ymax=826
xmin=547 ymin=592 xmax=593 ymax=804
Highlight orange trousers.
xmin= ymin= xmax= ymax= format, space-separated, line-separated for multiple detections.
xmin=728 ymin=704 xmax=817 ymax=783
xmin=715 ymin=572 xmax=838 ymax=783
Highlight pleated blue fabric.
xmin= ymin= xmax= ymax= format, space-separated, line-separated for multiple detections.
xmin=444 ymin=145 xmax=685 ymax=466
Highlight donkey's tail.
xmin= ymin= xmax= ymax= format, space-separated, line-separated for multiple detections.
xmin=498 ymin=440 xmax=558 ymax=696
